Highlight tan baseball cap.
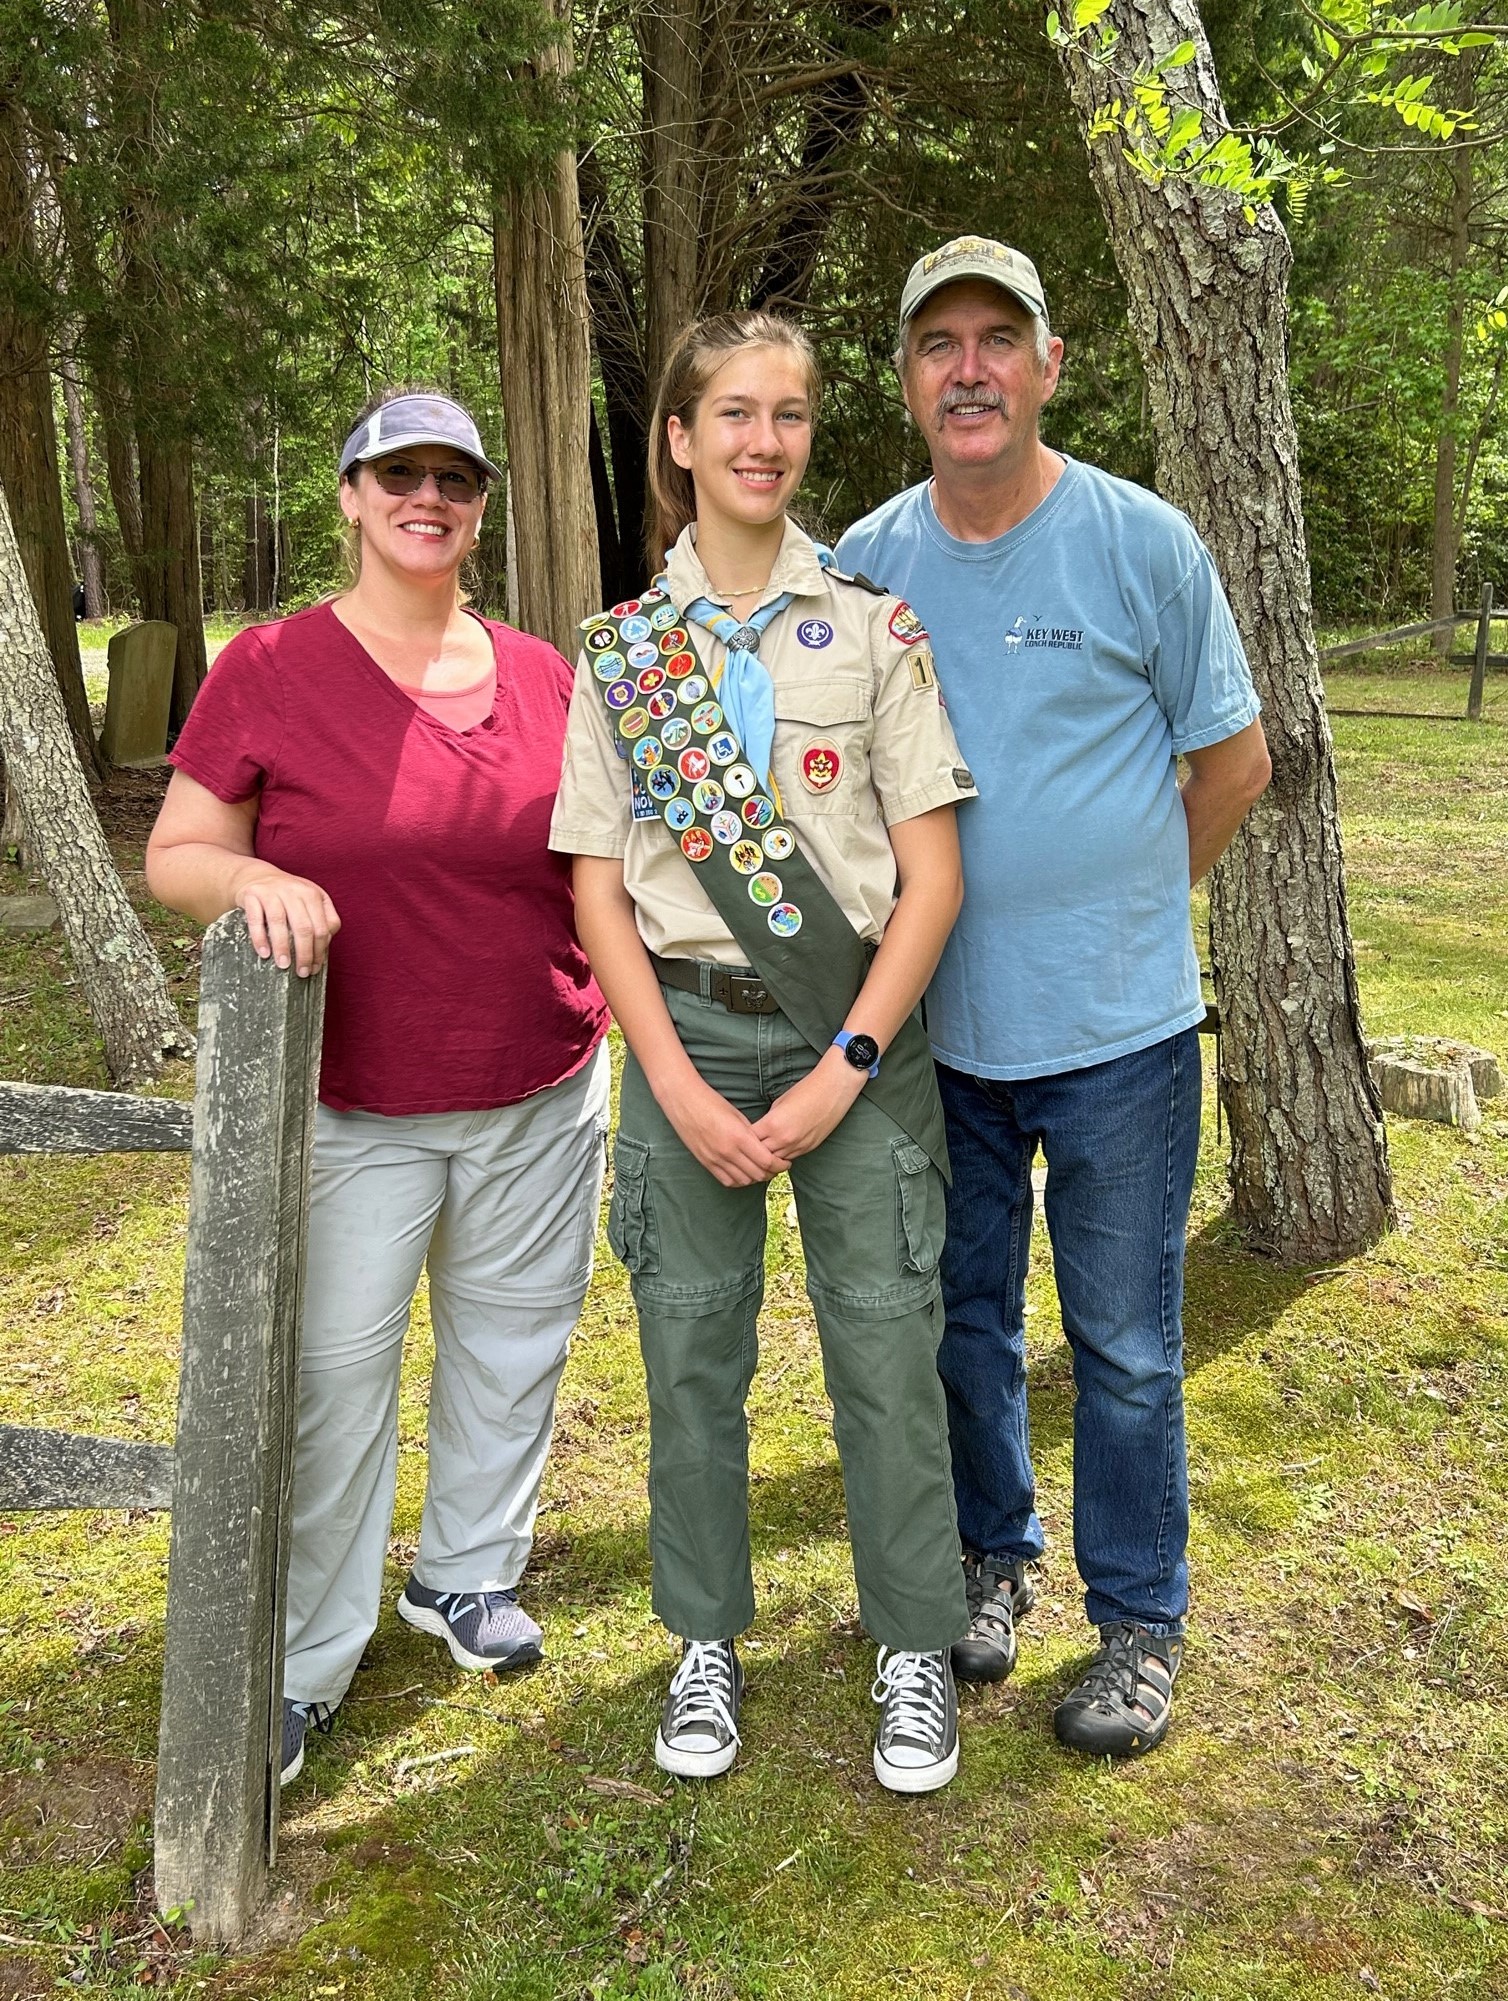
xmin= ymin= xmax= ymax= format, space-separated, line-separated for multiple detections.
xmin=898 ymin=236 xmax=1047 ymax=346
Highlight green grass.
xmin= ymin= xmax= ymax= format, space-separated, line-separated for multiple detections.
xmin=1 ymin=679 xmax=1505 ymax=1997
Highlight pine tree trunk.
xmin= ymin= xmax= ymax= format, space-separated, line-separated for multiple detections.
xmin=138 ymin=429 xmax=208 ymax=728
xmin=1431 ymin=146 xmax=1472 ymax=653
xmin=0 ymin=102 xmax=105 ymax=778
xmin=491 ymin=0 xmax=598 ymax=654
xmin=60 ymin=342 xmax=105 ymax=620
xmin=1057 ymin=1 xmax=1393 ymax=1263
xmin=637 ymin=0 xmax=704 ymax=399
xmin=0 ymin=481 xmax=192 ymax=1081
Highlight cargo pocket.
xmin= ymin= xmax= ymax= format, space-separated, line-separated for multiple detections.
xmin=771 ymin=675 xmax=871 ymax=814
xmin=893 ymin=1137 xmax=943 ymax=1279
xmin=607 ymin=1135 xmax=660 ymax=1276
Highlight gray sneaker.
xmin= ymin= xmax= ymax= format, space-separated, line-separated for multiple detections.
xmin=397 ymin=1575 xmax=543 ymax=1672
xmin=280 ymin=1698 xmax=335 ymax=1786
xmin=871 ymin=1648 xmax=959 ymax=1794
xmin=654 ymin=1640 xmax=743 ymax=1778
xmin=951 ymin=1551 xmax=1036 ymax=1684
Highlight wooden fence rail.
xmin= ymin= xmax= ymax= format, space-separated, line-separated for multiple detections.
xmin=1319 ymin=583 xmax=1501 ymax=721
xmin=0 ymin=910 xmax=324 ymax=1944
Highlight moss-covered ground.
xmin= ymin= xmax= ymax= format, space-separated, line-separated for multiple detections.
xmin=0 ymin=661 xmax=1504 ymax=1997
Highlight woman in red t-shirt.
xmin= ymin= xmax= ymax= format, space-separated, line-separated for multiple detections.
xmin=146 ymin=388 xmax=609 ymax=1784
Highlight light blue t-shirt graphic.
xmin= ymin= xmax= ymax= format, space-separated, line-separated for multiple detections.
xmin=836 ymin=458 xmax=1260 ymax=1080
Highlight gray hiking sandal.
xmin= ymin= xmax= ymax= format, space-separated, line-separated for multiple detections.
xmin=1053 ymin=1623 xmax=1182 ymax=1757
xmin=397 ymin=1575 xmax=543 ymax=1672
xmin=655 ymin=1640 xmax=743 ymax=1778
xmin=951 ymin=1551 xmax=1036 ymax=1683
xmin=871 ymin=1648 xmax=959 ymax=1794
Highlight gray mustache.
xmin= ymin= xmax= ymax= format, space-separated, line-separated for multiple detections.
xmin=936 ymin=389 xmax=1004 ymax=418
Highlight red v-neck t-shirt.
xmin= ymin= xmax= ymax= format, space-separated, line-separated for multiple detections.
xmin=169 ymin=602 xmax=608 ymax=1114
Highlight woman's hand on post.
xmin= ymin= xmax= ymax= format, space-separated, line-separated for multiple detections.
xmin=234 ymin=868 xmax=340 ymax=977
xmin=657 ymin=1071 xmax=789 ymax=1188
xmin=753 ymin=1047 xmax=867 ymax=1165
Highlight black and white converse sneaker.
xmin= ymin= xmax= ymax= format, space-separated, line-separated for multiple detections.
xmin=280 ymin=1697 xmax=336 ymax=1786
xmin=871 ymin=1648 xmax=959 ymax=1794
xmin=397 ymin=1575 xmax=543 ymax=1672
xmin=951 ymin=1551 xmax=1036 ymax=1684
xmin=1053 ymin=1623 xmax=1182 ymax=1757
xmin=654 ymin=1640 xmax=743 ymax=1778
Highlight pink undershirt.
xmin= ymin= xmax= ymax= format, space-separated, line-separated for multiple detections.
xmin=393 ymin=667 xmax=497 ymax=733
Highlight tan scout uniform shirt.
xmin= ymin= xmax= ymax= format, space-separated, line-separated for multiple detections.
xmin=549 ymin=520 xmax=978 ymax=966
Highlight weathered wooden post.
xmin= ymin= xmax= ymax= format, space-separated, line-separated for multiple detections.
xmin=153 ymin=910 xmax=324 ymax=1942
xmin=1467 ymin=582 xmax=1493 ymax=723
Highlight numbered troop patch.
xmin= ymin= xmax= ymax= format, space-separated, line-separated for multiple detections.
xmin=908 ymin=644 xmax=937 ymax=694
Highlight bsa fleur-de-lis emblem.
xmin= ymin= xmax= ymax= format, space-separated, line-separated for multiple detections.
xmin=800 ymin=741 xmax=842 ymax=793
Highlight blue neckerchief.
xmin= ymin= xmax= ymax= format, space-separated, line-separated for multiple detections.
xmin=675 ymin=544 xmax=835 ymax=790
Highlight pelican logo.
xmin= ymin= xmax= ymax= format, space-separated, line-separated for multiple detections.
xmin=1003 ymin=616 xmax=1026 ymax=654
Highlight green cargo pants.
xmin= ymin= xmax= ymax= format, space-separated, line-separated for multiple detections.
xmin=608 ymin=973 xmax=969 ymax=1652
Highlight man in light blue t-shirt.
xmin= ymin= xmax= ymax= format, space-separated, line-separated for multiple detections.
xmin=837 ymin=236 xmax=1271 ymax=1759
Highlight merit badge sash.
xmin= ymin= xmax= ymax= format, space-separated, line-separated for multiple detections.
xmin=581 ymin=591 xmax=949 ymax=1180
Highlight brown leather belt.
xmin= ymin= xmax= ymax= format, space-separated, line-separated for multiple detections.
xmin=649 ymin=953 xmax=779 ymax=1015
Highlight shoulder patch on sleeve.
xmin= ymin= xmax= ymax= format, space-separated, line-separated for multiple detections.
xmin=908 ymin=644 xmax=936 ymax=693
xmin=888 ymin=601 xmax=929 ymax=646
xmin=828 ymin=565 xmax=889 ymax=596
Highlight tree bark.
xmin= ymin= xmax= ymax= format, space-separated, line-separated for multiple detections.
xmin=137 ymin=428 xmax=208 ymax=726
xmin=491 ymin=0 xmax=599 ymax=654
xmin=1431 ymin=144 xmax=1472 ymax=652
xmin=0 ymin=479 xmax=193 ymax=1083
xmin=60 ymin=339 xmax=105 ymax=620
xmin=1057 ymin=1 xmax=1393 ymax=1263
xmin=0 ymin=103 xmax=105 ymax=778
xmin=637 ymin=0 xmax=705 ymax=399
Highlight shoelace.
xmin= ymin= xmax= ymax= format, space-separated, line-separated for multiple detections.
xmin=871 ymin=1648 xmax=947 ymax=1746
xmin=289 ymin=1699 xmax=336 ymax=1738
xmin=435 ymin=1589 xmax=515 ymax=1627
xmin=666 ymin=1642 xmax=740 ymax=1746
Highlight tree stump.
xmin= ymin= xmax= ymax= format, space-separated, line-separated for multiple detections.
xmin=1366 ymin=1037 xmax=1502 ymax=1132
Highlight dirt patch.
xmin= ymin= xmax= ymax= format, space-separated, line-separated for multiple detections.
xmin=0 ymin=1757 xmax=149 ymax=1868
xmin=0 ymin=1958 xmax=51 ymax=1999
xmin=96 ymin=766 xmax=171 ymax=852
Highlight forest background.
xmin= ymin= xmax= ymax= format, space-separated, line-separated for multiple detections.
xmin=5 ymin=0 xmax=1508 ymax=712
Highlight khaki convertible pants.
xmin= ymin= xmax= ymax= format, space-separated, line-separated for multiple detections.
xmin=284 ymin=1045 xmax=610 ymax=1708
xmin=611 ymin=978 xmax=968 ymax=1652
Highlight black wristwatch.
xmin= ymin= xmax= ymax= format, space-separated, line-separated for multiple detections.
xmin=833 ymin=1030 xmax=881 ymax=1079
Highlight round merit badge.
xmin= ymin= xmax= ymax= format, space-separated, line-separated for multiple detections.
xmin=587 ymin=626 xmax=616 ymax=651
xmin=659 ymin=627 xmax=689 ymax=653
xmin=611 ymin=598 xmax=641 ymax=618
xmin=646 ymin=689 xmax=677 ymax=720
xmin=710 ymin=810 xmax=742 ymax=844
xmin=800 ymin=741 xmax=841 ymax=792
xmin=661 ymin=717 xmax=691 ymax=749
xmin=691 ymin=780 xmax=725 ymax=815
xmin=636 ymin=665 xmax=666 ymax=693
xmin=618 ymin=708 xmax=650 ymax=739
xmin=762 ymin=827 xmax=794 ymax=861
xmin=681 ymin=828 xmax=714 ymax=863
xmin=749 ymin=872 xmax=782 ymax=906
xmin=768 ymin=901 xmax=802 ymax=937
xmin=797 ymin=618 xmax=833 ymax=649
xmin=650 ymin=603 xmax=678 ymax=631
xmin=605 ymin=680 xmax=636 ymax=709
xmin=632 ymin=737 xmax=662 ymax=769
xmin=677 ymin=747 xmax=710 ymax=782
xmin=665 ymin=651 xmax=697 ymax=679
xmin=664 ymin=798 xmax=695 ymax=832
xmin=581 ymin=613 xmax=612 ymax=632
xmin=691 ymin=701 xmax=723 ymax=735
xmin=677 ymin=675 xmax=709 ymax=706
xmin=593 ymin=650 xmax=627 ymax=682
xmin=620 ymin=615 xmax=652 ymax=643
xmin=742 ymin=795 xmax=775 ymax=830
xmin=707 ymin=732 xmax=739 ymax=766
xmin=640 ymin=589 xmax=665 ymax=605
xmin=730 ymin=840 xmax=763 ymax=875
xmin=627 ymin=642 xmax=658 ymax=670
xmin=648 ymin=766 xmax=681 ymax=800
xmin=723 ymin=764 xmax=757 ymax=799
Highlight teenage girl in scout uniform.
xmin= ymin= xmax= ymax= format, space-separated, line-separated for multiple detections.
xmin=550 ymin=312 xmax=977 ymax=1793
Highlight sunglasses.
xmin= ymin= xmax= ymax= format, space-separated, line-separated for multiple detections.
xmin=368 ymin=457 xmax=487 ymax=502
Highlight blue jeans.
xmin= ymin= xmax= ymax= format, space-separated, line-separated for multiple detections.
xmin=936 ymin=1029 xmax=1200 ymax=1635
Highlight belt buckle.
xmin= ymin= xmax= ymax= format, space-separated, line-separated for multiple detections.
xmin=732 ymin=976 xmax=770 ymax=1014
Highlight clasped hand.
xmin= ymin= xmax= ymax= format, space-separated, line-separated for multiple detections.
xmin=662 ymin=1050 xmax=868 ymax=1188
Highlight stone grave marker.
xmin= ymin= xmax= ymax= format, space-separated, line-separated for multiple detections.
xmin=101 ymin=620 xmax=176 ymax=766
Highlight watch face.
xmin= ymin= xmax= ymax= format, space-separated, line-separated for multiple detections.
xmin=844 ymin=1033 xmax=880 ymax=1072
